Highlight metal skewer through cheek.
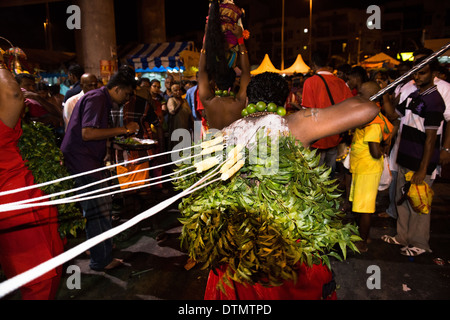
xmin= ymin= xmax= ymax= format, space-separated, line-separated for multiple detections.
xmin=369 ymin=42 xmax=450 ymax=102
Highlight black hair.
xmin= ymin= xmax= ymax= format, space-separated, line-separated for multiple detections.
xmin=413 ymin=47 xmax=434 ymax=58
xmin=398 ymin=61 xmax=413 ymax=70
xmin=204 ymin=0 xmax=233 ymax=90
xmin=387 ymin=68 xmax=399 ymax=80
xmin=437 ymin=65 xmax=450 ymax=81
xmin=215 ymin=68 xmax=236 ymax=91
xmin=49 ymin=84 xmax=60 ymax=95
xmin=246 ymin=72 xmax=289 ymax=106
xmin=68 ymin=64 xmax=84 ymax=79
xmin=349 ymin=66 xmax=369 ymax=83
xmin=137 ymin=77 xmax=150 ymax=86
xmin=36 ymin=82 xmax=49 ymax=91
xmin=337 ymin=63 xmax=352 ymax=75
xmin=413 ymin=56 xmax=440 ymax=73
xmin=311 ymin=51 xmax=329 ymax=68
xmin=106 ymin=65 xmax=137 ymax=90
xmin=15 ymin=73 xmax=35 ymax=85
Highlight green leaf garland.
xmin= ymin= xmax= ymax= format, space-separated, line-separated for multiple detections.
xmin=17 ymin=121 xmax=85 ymax=238
xmin=173 ymin=133 xmax=361 ymax=290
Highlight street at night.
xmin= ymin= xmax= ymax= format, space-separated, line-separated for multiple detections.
xmin=0 ymin=1 xmax=449 ymax=313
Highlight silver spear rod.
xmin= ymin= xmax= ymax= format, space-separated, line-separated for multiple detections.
xmin=369 ymin=42 xmax=450 ymax=101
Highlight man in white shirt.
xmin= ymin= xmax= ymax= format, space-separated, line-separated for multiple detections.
xmin=380 ymin=49 xmax=450 ymax=220
xmin=63 ymin=73 xmax=98 ymax=129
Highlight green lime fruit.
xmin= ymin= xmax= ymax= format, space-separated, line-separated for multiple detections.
xmin=256 ymin=101 xmax=267 ymax=112
xmin=215 ymin=90 xmax=222 ymax=96
xmin=241 ymin=108 xmax=249 ymax=117
xmin=222 ymin=90 xmax=229 ymax=96
xmin=277 ymin=106 xmax=287 ymax=116
xmin=267 ymin=102 xmax=277 ymax=112
xmin=229 ymin=91 xmax=235 ymax=97
xmin=246 ymin=104 xmax=256 ymax=114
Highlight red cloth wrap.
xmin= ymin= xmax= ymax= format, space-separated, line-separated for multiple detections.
xmin=204 ymin=263 xmax=337 ymax=300
xmin=0 ymin=119 xmax=64 ymax=299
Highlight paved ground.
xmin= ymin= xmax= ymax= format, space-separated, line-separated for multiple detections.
xmin=3 ymin=176 xmax=450 ymax=302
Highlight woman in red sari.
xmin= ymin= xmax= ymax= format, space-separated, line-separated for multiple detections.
xmin=0 ymin=53 xmax=64 ymax=299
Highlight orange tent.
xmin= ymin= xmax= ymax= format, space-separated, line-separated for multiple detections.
xmin=360 ymin=52 xmax=400 ymax=69
xmin=281 ymin=54 xmax=310 ymax=75
xmin=251 ymin=54 xmax=281 ymax=75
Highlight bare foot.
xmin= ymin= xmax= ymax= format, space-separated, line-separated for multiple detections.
xmin=355 ymin=241 xmax=368 ymax=253
xmin=103 ymin=258 xmax=124 ymax=270
xmin=184 ymin=258 xmax=197 ymax=270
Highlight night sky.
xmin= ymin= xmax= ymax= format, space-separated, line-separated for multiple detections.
xmin=0 ymin=0 xmax=394 ymax=52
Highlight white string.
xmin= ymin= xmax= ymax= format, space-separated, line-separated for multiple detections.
xmin=0 ymin=165 xmax=198 ymax=212
xmin=0 ymin=150 xmax=201 ymax=210
xmin=0 ymin=154 xmax=227 ymax=298
xmin=0 ymin=151 xmax=226 ymax=213
xmin=0 ymin=144 xmax=198 ymax=198
xmin=0 ymin=135 xmax=243 ymax=298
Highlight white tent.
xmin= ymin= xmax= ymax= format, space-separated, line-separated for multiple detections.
xmin=281 ymin=54 xmax=310 ymax=75
xmin=250 ymin=54 xmax=281 ymax=75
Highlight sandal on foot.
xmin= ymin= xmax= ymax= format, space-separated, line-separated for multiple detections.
xmin=400 ymin=246 xmax=426 ymax=257
xmin=381 ymin=235 xmax=401 ymax=245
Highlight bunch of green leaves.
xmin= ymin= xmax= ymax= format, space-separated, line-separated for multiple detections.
xmin=173 ymin=132 xmax=360 ymax=291
xmin=17 ymin=121 xmax=85 ymax=238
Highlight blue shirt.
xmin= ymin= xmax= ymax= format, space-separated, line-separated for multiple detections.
xmin=186 ymin=85 xmax=200 ymax=121
xmin=61 ymin=86 xmax=113 ymax=179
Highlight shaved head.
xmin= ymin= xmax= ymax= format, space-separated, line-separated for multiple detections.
xmin=80 ymin=73 xmax=98 ymax=93
xmin=359 ymin=81 xmax=380 ymax=100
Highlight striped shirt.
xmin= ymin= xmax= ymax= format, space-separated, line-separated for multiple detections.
xmin=396 ymin=86 xmax=445 ymax=174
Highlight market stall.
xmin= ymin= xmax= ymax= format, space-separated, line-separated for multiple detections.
xmin=122 ymin=41 xmax=194 ymax=73
xmin=360 ymin=52 xmax=400 ymax=69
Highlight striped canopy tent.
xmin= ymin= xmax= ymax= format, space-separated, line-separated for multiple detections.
xmin=124 ymin=41 xmax=194 ymax=73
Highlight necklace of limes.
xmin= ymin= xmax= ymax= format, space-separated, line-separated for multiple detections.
xmin=215 ymin=89 xmax=236 ymax=98
xmin=241 ymin=101 xmax=286 ymax=117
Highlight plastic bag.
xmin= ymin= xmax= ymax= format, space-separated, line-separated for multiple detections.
xmin=404 ymin=171 xmax=434 ymax=214
xmin=378 ymin=155 xmax=392 ymax=191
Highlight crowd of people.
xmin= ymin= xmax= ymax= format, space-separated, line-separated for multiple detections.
xmin=0 ymin=0 xmax=449 ymax=301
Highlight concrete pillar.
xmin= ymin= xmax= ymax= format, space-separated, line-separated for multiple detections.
xmin=138 ymin=0 xmax=166 ymax=43
xmin=75 ymin=0 xmax=117 ymax=76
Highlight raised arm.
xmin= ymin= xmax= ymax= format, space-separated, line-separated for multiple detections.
xmin=23 ymin=90 xmax=63 ymax=118
xmin=0 ymin=53 xmax=25 ymax=128
xmin=232 ymin=25 xmax=250 ymax=102
xmin=198 ymin=39 xmax=215 ymax=105
xmin=287 ymin=96 xmax=379 ymax=147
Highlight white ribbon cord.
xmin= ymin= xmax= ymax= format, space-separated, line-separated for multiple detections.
xmin=0 ymin=153 xmax=227 ymax=213
xmin=0 ymin=131 xmax=253 ymax=298
xmin=0 ymin=144 xmax=198 ymax=198
xmin=0 ymin=157 xmax=226 ymax=298
xmin=0 ymin=165 xmax=198 ymax=212
xmin=0 ymin=151 xmax=201 ymax=211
